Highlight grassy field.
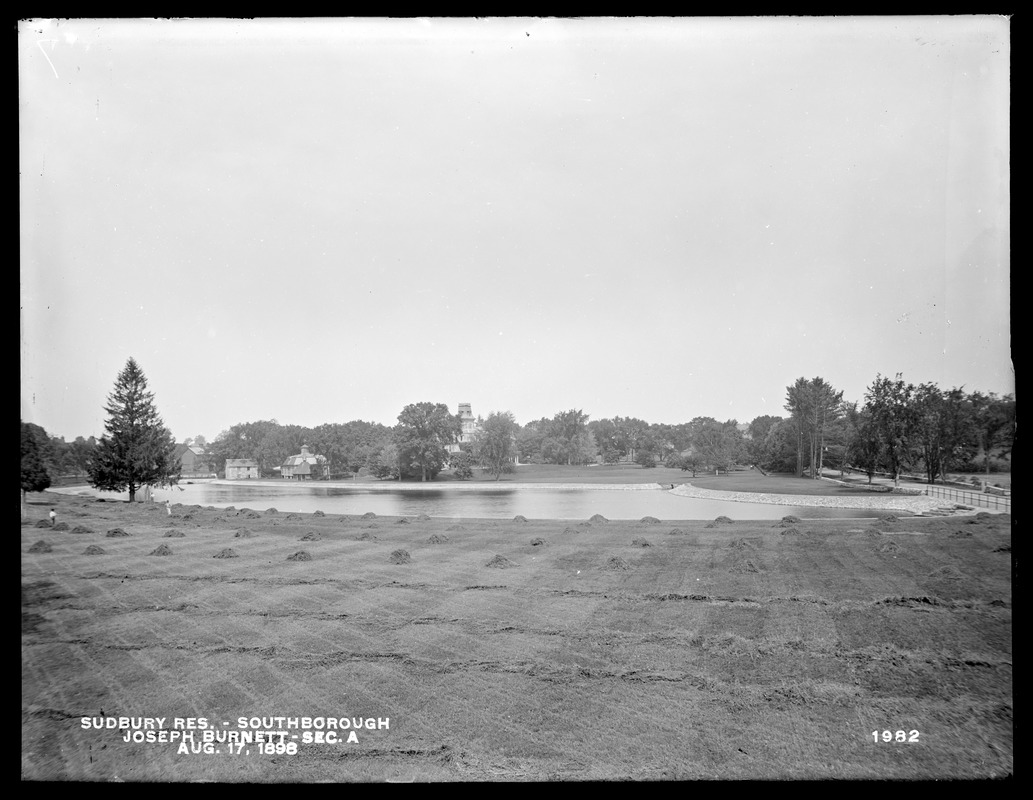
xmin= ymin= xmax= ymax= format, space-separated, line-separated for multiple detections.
xmin=361 ymin=462 xmax=690 ymax=485
xmin=22 ymin=492 xmax=1012 ymax=782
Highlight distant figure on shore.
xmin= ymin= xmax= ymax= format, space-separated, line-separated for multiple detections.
xmin=165 ymin=500 xmax=172 ymax=516
xmin=49 ymin=508 xmax=57 ymax=527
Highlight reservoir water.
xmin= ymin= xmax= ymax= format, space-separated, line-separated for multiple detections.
xmin=57 ymin=481 xmax=877 ymax=521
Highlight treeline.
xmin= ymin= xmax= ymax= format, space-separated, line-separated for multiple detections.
xmin=20 ymin=424 xmax=99 ymax=484
xmin=749 ymin=375 xmax=1014 ymax=485
xmin=23 ymin=374 xmax=1015 ymax=488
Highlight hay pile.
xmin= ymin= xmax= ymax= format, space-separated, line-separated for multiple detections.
xmin=287 ymin=551 xmax=312 ymax=561
xmin=873 ymin=541 xmax=899 ymax=553
xmin=928 ymin=565 xmax=964 ymax=579
xmin=428 ymin=534 xmax=450 ymax=544
xmin=631 ymin=538 xmax=652 ymax=548
xmin=71 ymin=526 xmax=93 ymax=534
xmin=530 ymin=537 xmax=547 ymax=547
xmin=313 ymin=510 xmax=325 ymax=517
xmin=357 ymin=531 xmax=378 ymax=541
xmin=28 ymin=540 xmax=52 ymax=553
xmin=362 ymin=512 xmax=377 ymax=519
xmin=416 ymin=513 xmax=431 ymax=521
xmin=781 ymin=515 xmax=801 ymax=525
xmin=389 ymin=549 xmax=411 ymax=564
xmin=562 ymin=526 xmax=580 ymax=534
xmin=52 ymin=522 xmax=69 ymax=531
xmin=640 ymin=516 xmax=660 ymax=524
xmin=730 ymin=558 xmax=761 ymax=574
xmin=213 ymin=548 xmax=239 ymax=559
xmin=34 ymin=519 xmax=51 ymax=529
xmin=669 ymin=528 xmax=685 ymax=536
xmin=240 ymin=510 xmax=261 ymax=519
xmin=300 ymin=532 xmax=321 ymax=541
xmin=589 ymin=514 xmax=608 ymax=523
xmin=446 ymin=524 xmax=466 ymax=532
xmin=164 ymin=529 xmax=185 ymax=538
xmin=780 ymin=527 xmax=801 ymax=536
xmin=83 ymin=545 xmax=106 ymax=555
xmin=485 ymin=555 xmax=518 ymax=569
xmin=265 ymin=508 xmax=279 ymax=515
xmin=234 ymin=528 xmax=254 ymax=538
xmin=106 ymin=528 xmax=130 ymax=538
xmin=714 ymin=516 xmax=734 ymax=524
xmin=728 ymin=538 xmax=752 ymax=550
xmin=396 ymin=518 xmax=411 ymax=525
xmin=603 ymin=556 xmax=630 ymax=571
xmin=513 ymin=515 xmax=528 ymax=523
xmin=149 ymin=544 xmax=173 ymax=556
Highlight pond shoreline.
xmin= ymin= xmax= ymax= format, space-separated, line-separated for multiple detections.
xmin=45 ymin=479 xmax=988 ymax=515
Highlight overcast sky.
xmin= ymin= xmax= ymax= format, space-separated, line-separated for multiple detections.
xmin=20 ymin=17 xmax=1011 ymax=443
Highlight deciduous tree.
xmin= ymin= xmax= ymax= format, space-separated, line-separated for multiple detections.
xmin=474 ymin=411 xmax=519 ymax=480
xmin=912 ymin=384 xmax=973 ymax=484
xmin=395 ymin=402 xmax=462 ymax=481
xmin=968 ymin=391 xmax=1016 ymax=477
xmin=863 ymin=373 xmax=916 ymax=487
xmin=691 ymin=417 xmax=744 ymax=473
xmin=21 ymin=421 xmax=52 ymax=512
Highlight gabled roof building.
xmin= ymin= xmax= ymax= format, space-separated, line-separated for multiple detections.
xmin=281 ymin=445 xmax=328 ymax=480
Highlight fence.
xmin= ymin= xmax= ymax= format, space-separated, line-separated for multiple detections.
xmin=923 ymin=485 xmax=1011 ymax=512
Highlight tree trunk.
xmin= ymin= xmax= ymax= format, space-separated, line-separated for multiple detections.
xmin=129 ymin=484 xmax=136 ymax=503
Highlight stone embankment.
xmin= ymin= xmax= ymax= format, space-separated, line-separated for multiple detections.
xmin=669 ymin=483 xmax=976 ymax=515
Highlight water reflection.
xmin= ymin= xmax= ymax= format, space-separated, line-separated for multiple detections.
xmin=62 ymin=482 xmax=875 ymax=521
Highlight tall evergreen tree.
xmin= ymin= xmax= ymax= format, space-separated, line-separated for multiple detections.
xmin=88 ymin=358 xmax=179 ymax=502
xmin=785 ymin=377 xmax=844 ymax=478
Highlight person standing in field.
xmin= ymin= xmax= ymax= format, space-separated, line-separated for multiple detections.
xmin=49 ymin=508 xmax=57 ymax=527
xmin=165 ymin=499 xmax=172 ymax=516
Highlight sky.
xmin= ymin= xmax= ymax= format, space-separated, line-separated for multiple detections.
xmin=20 ymin=17 xmax=1011 ymax=443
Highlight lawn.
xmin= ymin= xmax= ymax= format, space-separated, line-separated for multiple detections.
xmin=22 ymin=492 xmax=1012 ymax=781
xmin=359 ymin=462 xmax=690 ymax=485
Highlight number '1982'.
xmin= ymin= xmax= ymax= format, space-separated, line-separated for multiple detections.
xmin=873 ymin=730 xmax=919 ymax=742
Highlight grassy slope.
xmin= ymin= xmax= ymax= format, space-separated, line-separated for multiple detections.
xmin=22 ymin=492 xmax=1012 ymax=782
